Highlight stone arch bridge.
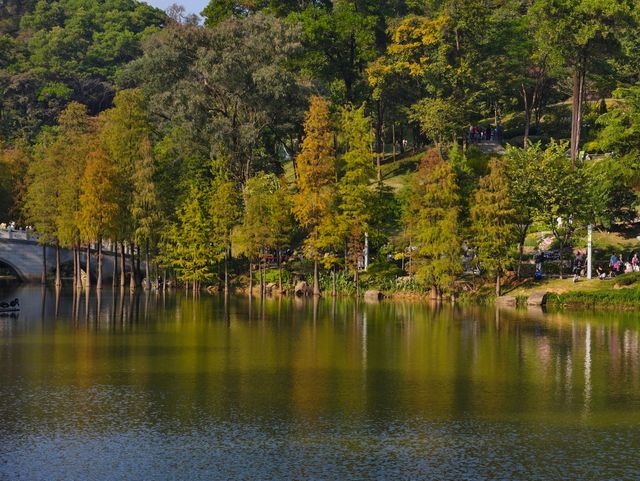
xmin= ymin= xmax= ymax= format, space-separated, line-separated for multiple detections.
xmin=0 ymin=230 xmax=121 ymax=282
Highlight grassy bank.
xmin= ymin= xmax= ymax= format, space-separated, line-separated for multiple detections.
xmin=506 ymin=273 xmax=640 ymax=309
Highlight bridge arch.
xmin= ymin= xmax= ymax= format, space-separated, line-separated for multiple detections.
xmin=0 ymin=257 xmax=27 ymax=282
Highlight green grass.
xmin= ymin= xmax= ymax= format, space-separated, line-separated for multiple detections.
xmin=504 ymin=272 xmax=640 ymax=309
xmin=546 ymin=288 xmax=640 ymax=308
xmin=379 ymin=150 xmax=425 ymax=191
xmin=509 ymin=277 xmax=614 ymax=296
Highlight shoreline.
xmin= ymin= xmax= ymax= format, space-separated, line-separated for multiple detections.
xmin=7 ymin=278 xmax=640 ymax=311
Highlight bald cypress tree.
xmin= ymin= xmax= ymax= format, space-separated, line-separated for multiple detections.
xmin=208 ymin=162 xmax=241 ymax=293
xmin=408 ymin=149 xmax=462 ymax=299
xmin=293 ymin=96 xmax=337 ymax=296
xmin=471 ymin=158 xmax=516 ymax=296
xmin=335 ymin=103 xmax=375 ymax=287
xmin=78 ymin=146 xmax=118 ymax=290
xmin=101 ymin=89 xmax=155 ymax=289
xmin=24 ymin=135 xmax=61 ymax=285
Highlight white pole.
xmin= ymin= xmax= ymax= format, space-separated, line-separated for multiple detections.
xmin=587 ymin=224 xmax=592 ymax=279
xmin=364 ymin=232 xmax=369 ymax=271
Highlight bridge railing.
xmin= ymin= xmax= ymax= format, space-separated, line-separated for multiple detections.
xmin=0 ymin=228 xmax=36 ymax=241
xmin=0 ymin=228 xmax=127 ymax=255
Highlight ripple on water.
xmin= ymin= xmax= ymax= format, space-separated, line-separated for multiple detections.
xmin=1 ymin=414 xmax=640 ymax=480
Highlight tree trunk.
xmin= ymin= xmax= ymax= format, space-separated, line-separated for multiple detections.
xmin=375 ymin=100 xmax=384 ymax=182
xmin=495 ymin=271 xmax=501 ymax=297
xmin=263 ymin=259 xmax=267 ymax=297
xmin=97 ymin=239 xmax=103 ymax=290
xmin=136 ymin=244 xmax=142 ymax=287
xmin=355 ymin=268 xmax=359 ymax=297
xmin=112 ymin=242 xmax=117 ymax=288
xmin=313 ymin=260 xmax=320 ymax=296
xmin=522 ymin=84 xmax=531 ymax=148
xmin=392 ymin=123 xmax=396 ymax=162
xmin=277 ymin=250 xmax=282 ymax=294
xmin=119 ymin=242 xmax=126 ymax=288
xmin=224 ymin=246 xmax=229 ymax=294
xmin=259 ymin=257 xmax=264 ymax=298
xmin=332 ymin=268 xmax=337 ymax=297
xmin=153 ymin=262 xmax=158 ymax=290
xmin=517 ymin=241 xmax=525 ymax=280
xmin=570 ymin=64 xmax=586 ymax=165
xmin=163 ymin=269 xmax=167 ymax=293
xmin=41 ymin=244 xmax=47 ymax=285
xmin=516 ymin=225 xmax=528 ymax=279
xmin=86 ymin=244 xmax=91 ymax=288
xmin=129 ymin=242 xmax=136 ymax=291
xmin=72 ymin=246 xmax=77 ymax=289
xmin=55 ymin=243 xmax=61 ymax=287
xmin=74 ymin=245 xmax=81 ymax=288
xmin=558 ymin=240 xmax=565 ymax=279
xmin=431 ymin=285 xmax=440 ymax=300
xmin=130 ymin=243 xmax=136 ymax=286
xmin=248 ymin=262 xmax=253 ymax=296
xmin=144 ymin=240 xmax=151 ymax=290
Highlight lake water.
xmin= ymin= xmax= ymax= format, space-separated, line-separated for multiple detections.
xmin=1 ymin=287 xmax=640 ymax=480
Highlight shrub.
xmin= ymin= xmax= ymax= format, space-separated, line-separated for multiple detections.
xmin=614 ymin=272 xmax=640 ymax=287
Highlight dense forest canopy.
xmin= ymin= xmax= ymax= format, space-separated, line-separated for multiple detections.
xmin=0 ymin=0 xmax=165 ymax=139
xmin=1 ymin=0 xmax=639 ymax=296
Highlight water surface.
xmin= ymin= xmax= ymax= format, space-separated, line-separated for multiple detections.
xmin=1 ymin=287 xmax=639 ymax=479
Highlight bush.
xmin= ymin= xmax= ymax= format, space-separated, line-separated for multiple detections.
xmin=319 ymin=270 xmax=357 ymax=294
xmin=361 ymin=261 xmax=402 ymax=285
xmin=614 ymin=272 xmax=640 ymax=287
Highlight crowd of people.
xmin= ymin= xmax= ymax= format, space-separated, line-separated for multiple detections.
xmin=577 ymin=251 xmax=640 ymax=281
xmin=533 ymin=250 xmax=640 ymax=282
xmin=604 ymin=253 xmax=640 ymax=276
xmin=468 ymin=125 xmax=503 ymax=143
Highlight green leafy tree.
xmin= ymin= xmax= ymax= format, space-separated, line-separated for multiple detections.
xmin=124 ymin=14 xmax=305 ymax=182
xmin=201 ymin=0 xmax=261 ymax=26
xmin=288 ymin=2 xmax=377 ymax=103
xmin=534 ymin=141 xmax=590 ymax=278
xmin=0 ymin=0 xmax=164 ymax=141
xmin=590 ymin=85 xmax=640 ymax=189
xmin=584 ymin=157 xmax=636 ymax=228
xmin=409 ymin=97 xmax=464 ymax=151
xmin=504 ymin=144 xmax=543 ymax=278
xmin=530 ymin=0 xmax=634 ymax=162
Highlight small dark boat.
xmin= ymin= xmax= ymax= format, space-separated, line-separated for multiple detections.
xmin=0 ymin=298 xmax=20 ymax=314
